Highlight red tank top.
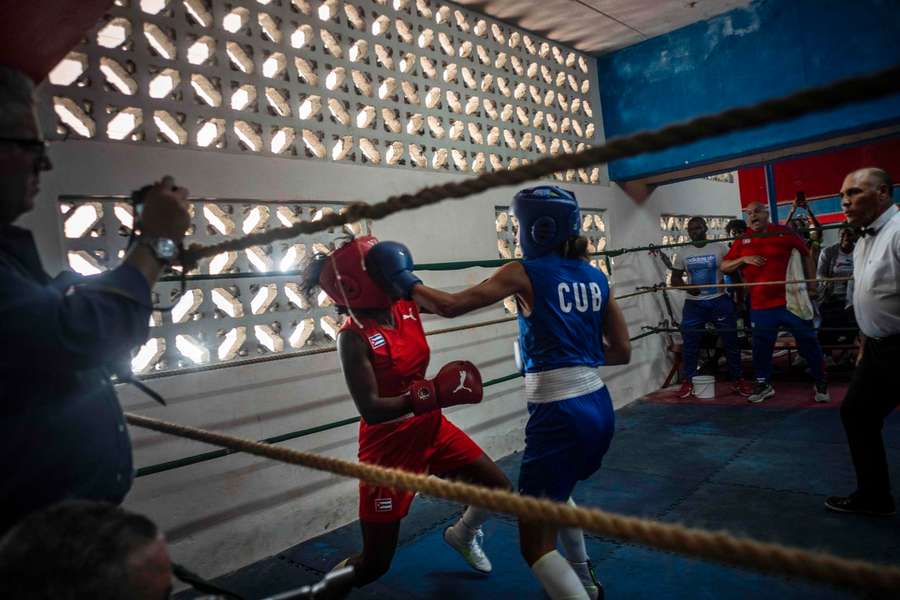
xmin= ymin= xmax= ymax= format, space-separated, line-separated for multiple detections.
xmin=339 ymin=299 xmax=430 ymax=398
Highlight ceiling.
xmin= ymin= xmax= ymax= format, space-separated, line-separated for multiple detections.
xmin=452 ymin=0 xmax=752 ymax=55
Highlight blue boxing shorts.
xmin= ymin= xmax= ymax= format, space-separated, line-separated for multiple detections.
xmin=518 ymin=386 xmax=615 ymax=501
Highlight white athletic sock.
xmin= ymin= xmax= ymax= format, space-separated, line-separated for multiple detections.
xmin=531 ymin=550 xmax=590 ymax=600
xmin=450 ymin=506 xmax=490 ymax=542
xmin=558 ymin=498 xmax=589 ymax=563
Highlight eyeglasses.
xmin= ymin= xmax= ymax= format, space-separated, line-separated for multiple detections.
xmin=0 ymin=137 xmax=52 ymax=173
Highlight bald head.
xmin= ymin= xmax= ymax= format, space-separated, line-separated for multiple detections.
xmin=744 ymin=201 xmax=770 ymax=232
xmin=840 ymin=167 xmax=894 ymax=227
xmin=847 ymin=167 xmax=892 ymax=191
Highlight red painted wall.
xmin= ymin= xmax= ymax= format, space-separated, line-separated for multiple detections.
xmin=738 ymin=136 xmax=900 ymax=209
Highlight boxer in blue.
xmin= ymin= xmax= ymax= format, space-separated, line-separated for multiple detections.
xmin=366 ymin=186 xmax=631 ymax=600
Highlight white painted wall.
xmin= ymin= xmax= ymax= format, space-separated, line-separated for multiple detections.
xmin=19 ymin=139 xmax=739 ymax=579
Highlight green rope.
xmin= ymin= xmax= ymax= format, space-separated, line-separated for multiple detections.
xmin=134 ymin=416 xmax=363 ymax=477
xmin=133 ymin=327 xmax=668 ymax=478
xmin=160 ymin=223 xmax=844 ymax=281
xmin=135 ymin=371 xmax=525 ymax=478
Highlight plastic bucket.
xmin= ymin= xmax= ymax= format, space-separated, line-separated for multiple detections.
xmin=692 ymin=375 xmax=716 ymax=399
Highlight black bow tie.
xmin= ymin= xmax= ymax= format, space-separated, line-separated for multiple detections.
xmin=858 ymin=227 xmax=878 ymax=238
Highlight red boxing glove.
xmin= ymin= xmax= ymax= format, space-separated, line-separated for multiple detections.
xmin=409 ymin=361 xmax=483 ymax=415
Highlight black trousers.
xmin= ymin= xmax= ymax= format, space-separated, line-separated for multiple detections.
xmin=840 ymin=334 xmax=900 ymax=498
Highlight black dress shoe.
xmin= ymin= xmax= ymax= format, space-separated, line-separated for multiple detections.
xmin=825 ymin=493 xmax=896 ymax=516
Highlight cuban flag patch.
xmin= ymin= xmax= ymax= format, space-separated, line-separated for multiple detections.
xmin=374 ymin=497 xmax=393 ymax=512
xmin=368 ymin=333 xmax=386 ymax=350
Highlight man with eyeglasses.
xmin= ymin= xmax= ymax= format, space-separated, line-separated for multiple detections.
xmin=0 ymin=65 xmax=191 ymax=533
xmin=826 ymin=167 xmax=900 ymax=517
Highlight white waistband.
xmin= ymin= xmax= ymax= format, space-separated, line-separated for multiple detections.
xmin=524 ymin=365 xmax=605 ymax=403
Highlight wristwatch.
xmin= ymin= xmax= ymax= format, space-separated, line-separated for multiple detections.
xmin=138 ymin=237 xmax=179 ymax=265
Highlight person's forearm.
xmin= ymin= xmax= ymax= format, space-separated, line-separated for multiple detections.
xmin=411 ymin=284 xmax=467 ymax=318
xmin=720 ymin=258 xmax=742 ymax=273
xmin=604 ymin=343 xmax=631 ymax=366
xmin=359 ymin=394 xmax=414 ymax=424
xmin=1 ymin=269 xmax=151 ymax=368
xmin=124 ymin=244 xmax=165 ymax=287
xmin=802 ymin=254 xmax=816 ymax=281
xmin=808 ymin=209 xmax=823 ymax=230
xmin=785 ymin=206 xmax=798 ymax=224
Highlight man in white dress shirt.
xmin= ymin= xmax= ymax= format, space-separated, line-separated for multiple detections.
xmin=826 ymin=167 xmax=900 ymax=516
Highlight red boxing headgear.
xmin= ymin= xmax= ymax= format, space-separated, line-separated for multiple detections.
xmin=318 ymin=236 xmax=392 ymax=309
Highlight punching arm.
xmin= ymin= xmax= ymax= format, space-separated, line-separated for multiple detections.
xmin=412 ymin=261 xmax=531 ymax=318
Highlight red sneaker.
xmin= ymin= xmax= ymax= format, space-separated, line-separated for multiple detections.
xmin=732 ymin=378 xmax=754 ymax=397
xmin=677 ymin=381 xmax=694 ymax=398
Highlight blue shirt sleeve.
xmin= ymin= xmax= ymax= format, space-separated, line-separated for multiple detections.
xmin=0 ymin=263 xmax=152 ymax=370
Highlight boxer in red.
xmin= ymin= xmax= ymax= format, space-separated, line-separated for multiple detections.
xmin=302 ymin=236 xmax=511 ymax=587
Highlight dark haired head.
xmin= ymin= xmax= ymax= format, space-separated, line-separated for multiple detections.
xmin=725 ymin=219 xmax=747 ymax=236
xmin=558 ymin=235 xmax=591 ymax=260
xmin=299 ymin=251 xmax=330 ymax=298
xmin=0 ymin=501 xmax=164 ymax=599
xmin=299 ymin=252 xmax=352 ymax=315
xmin=687 ymin=216 xmax=707 ymax=228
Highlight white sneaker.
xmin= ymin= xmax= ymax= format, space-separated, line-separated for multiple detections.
xmin=443 ymin=525 xmax=492 ymax=573
xmin=814 ymin=382 xmax=830 ymax=403
xmin=748 ymin=382 xmax=775 ymax=404
xmin=570 ymin=560 xmax=602 ymax=600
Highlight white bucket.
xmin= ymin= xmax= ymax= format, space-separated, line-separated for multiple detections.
xmin=692 ymin=375 xmax=716 ymax=399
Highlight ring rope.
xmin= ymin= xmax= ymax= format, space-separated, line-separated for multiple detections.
xmin=614 ymin=288 xmax=664 ymax=301
xmin=137 ymin=277 xmax=677 ymax=382
xmin=137 ymin=312 xmax=520 ymax=382
xmin=134 ymin=372 xmax=524 ymax=477
xmin=135 ymin=323 xmax=663 ymax=476
xmin=178 ymin=66 xmax=900 ymax=267
xmin=160 ymin=222 xmax=847 ymax=283
xmin=657 ymin=276 xmax=852 ymax=291
xmin=645 ymin=325 xmax=859 ymax=334
xmin=125 ymin=412 xmax=900 ymax=592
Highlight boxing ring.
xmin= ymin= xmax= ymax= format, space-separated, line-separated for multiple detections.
xmin=115 ymin=66 xmax=900 ymax=596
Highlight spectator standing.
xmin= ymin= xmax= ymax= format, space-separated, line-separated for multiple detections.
xmin=724 ymin=219 xmax=750 ymax=318
xmin=0 ymin=65 xmax=190 ymax=533
xmin=826 ymin=167 xmax=899 ymax=516
xmin=721 ymin=202 xmax=829 ymax=404
xmin=817 ymin=226 xmax=859 ymax=349
xmin=670 ymin=217 xmax=752 ymax=397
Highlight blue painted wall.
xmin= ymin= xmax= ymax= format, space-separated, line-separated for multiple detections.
xmin=595 ymin=0 xmax=900 ymax=181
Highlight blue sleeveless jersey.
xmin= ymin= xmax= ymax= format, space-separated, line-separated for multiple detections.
xmin=517 ymin=254 xmax=609 ymax=372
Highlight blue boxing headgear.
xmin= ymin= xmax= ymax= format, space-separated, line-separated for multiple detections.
xmin=511 ymin=186 xmax=581 ymax=259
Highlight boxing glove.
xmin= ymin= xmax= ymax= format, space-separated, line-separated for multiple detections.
xmin=409 ymin=361 xmax=483 ymax=415
xmin=365 ymin=241 xmax=422 ymax=299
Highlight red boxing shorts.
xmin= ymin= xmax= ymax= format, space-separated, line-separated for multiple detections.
xmin=357 ymin=412 xmax=483 ymax=523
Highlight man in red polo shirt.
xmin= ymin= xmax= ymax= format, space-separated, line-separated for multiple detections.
xmin=722 ymin=201 xmax=829 ymax=404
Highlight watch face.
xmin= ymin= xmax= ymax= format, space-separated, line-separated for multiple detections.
xmin=155 ymin=238 xmax=178 ymax=260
